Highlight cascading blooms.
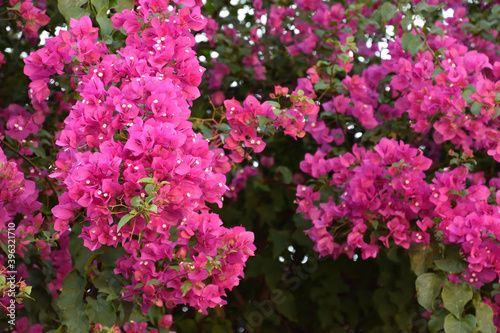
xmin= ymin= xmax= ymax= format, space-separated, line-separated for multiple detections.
xmin=22 ymin=0 xmax=255 ymax=324
xmin=206 ymin=0 xmax=500 ymax=330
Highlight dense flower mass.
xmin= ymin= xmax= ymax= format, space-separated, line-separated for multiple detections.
xmin=3 ymin=0 xmax=500 ymax=331
xmin=208 ymin=0 xmax=500 ymax=329
xmin=296 ymin=138 xmax=434 ymax=259
xmin=21 ymin=0 xmax=256 ymax=320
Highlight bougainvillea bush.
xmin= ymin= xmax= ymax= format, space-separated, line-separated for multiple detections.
xmin=2 ymin=0 xmax=500 ymax=331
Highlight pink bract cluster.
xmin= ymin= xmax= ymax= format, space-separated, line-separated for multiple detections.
xmin=280 ymin=0 xmax=500 ymax=294
xmin=297 ymin=138 xmax=434 ymax=259
xmin=0 ymin=147 xmax=41 ymax=228
xmin=23 ymin=0 xmax=255 ymax=318
xmin=10 ymin=0 xmax=50 ymax=45
xmin=221 ymin=85 xmax=320 ymax=163
xmin=214 ymin=0 xmax=500 ymax=325
xmin=0 ymin=146 xmax=46 ymax=318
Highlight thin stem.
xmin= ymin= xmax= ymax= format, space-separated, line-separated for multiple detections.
xmin=317 ymin=87 xmax=331 ymax=102
xmin=409 ymin=22 xmax=444 ymax=70
xmin=334 ymin=111 xmax=351 ymax=151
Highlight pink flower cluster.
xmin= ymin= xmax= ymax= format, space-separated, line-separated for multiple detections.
xmin=0 ymin=147 xmax=42 ymax=245
xmin=296 ymin=138 xmax=500 ymax=285
xmin=0 ymin=104 xmax=40 ymax=141
xmin=24 ymin=0 xmax=255 ymax=316
xmin=10 ymin=0 xmax=50 ymax=45
xmin=221 ymin=84 xmax=320 ymax=163
xmin=280 ymin=1 xmax=500 ymax=288
xmin=296 ymin=138 xmax=433 ymax=259
xmin=0 ymin=145 xmax=71 ymax=314
xmin=433 ymin=166 xmax=500 ymax=286
xmin=223 ymin=95 xmax=274 ymax=162
xmin=389 ymin=44 xmax=500 ymax=159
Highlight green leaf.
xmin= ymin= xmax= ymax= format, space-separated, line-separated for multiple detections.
xmin=58 ymin=270 xmax=89 ymax=333
xmin=314 ymin=80 xmax=330 ymax=91
xmin=490 ymin=4 xmax=500 ymax=18
xmin=265 ymin=101 xmax=280 ymax=108
xmin=479 ymin=20 xmax=493 ymax=31
xmin=138 ymin=177 xmax=153 ymax=183
xmin=429 ymin=308 xmax=448 ymax=333
xmin=145 ymin=195 xmax=154 ymax=204
xmin=401 ymin=32 xmax=416 ymax=52
xmin=379 ymin=2 xmax=397 ymax=21
xmin=409 ymin=242 xmax=435 ymax=276
xmin=149 ymin=204 xmax=158 ymax=214
xmin=29 ymin=145 xmax=47 ymax=159
xmin=257 ymin=115 xmax=273 ymax=128
xmin=58 ymin=0 xmax=90 ymax=23
xmin=83 ymin=252 xmax=102 ymax=279
xmin=434 ymin=245 xmax=468 ymax=274
xmin=313 ymin=29 xmax=325 ymax=38
xmin=442 ymin=281 xmax=473 ymax=319
xmin=432 ymin=67 xmax=444 ymax=78
xmin=316 ymin=60 xmax=331 ymax=67
xmin=109 ymin=0 xmax=134 ymax=12
xmin=285 ymin=113 xmax=298 ymax=121
xmin=471 ymin=101 xmax=482 ymax=115
xmin=429 ymin=26 xmax=444 ymax=38
xmin=57 ymin=270 xmax=85 ymax=309
xmin=443 ymin=313 xmax=476 ymax=333
xmin=146 ymin=279 xmax=161 ymax=285
xmin=85 ymin=294 xmax=116 ymax=327
xmin=462 ymin=89 xmax=475 ymax=104
xmin=217 ymin=123 xmax=232 ymax=132
xmin=415 ymin=273 xmax=445 ymax=311
xmin=145 ymin=184 xmax=155 ymax=196
xmin=200 ymin=126 xmax=213 ymax=139
xmin=408 ymin=36 xmax=423 ymax=56
xmin=494 ymin=107 xmax=500 ymax=119
xmin=275 ymin=166 xmax=293 ymax=184
xmin=475 ymin=302 xmax=496 ymax=333
xmin=368 ymin=219 xmax=378 ymax=229
xmin=415 ymin=2 xmax=441 ymax=12
xmin=61 ymin=307 xmax=90 ymax=333
xmin=130 ymin=195 xmax=142 ymax=207
xmin=117 ymin=214 xmax=133 ymax=232
xmin=91 ymin=0 xmax=107 ymax=12
xmin=20 ymin=285 xmax=32 ymax=296
xmin=181 ymin=280 xmax=192 ymax=297
xmin=95 ymin=2 xmax=114 ymax=39
xmin=7 ymin=2 xmax=21 ymax=11
xmin=492 ymin=4 xmax=500 ymax=16
xmin=401 ymin=14 xmax=413 ymax=31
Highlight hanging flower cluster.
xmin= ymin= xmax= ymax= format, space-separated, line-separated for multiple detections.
xmin=296 ymin=138 xmax=434 ymax=259
xmin=205 ymin=0 xmax=500 ymax=328
xmin=23 ymin=0 xmax=255 ymax=317
xmin=8 ymin=0 xmax=50 ymax=45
